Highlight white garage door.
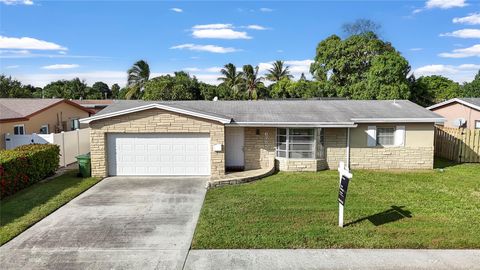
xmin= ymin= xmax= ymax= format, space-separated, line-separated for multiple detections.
xmin=107 ymin=133 xmax=211 ymax=176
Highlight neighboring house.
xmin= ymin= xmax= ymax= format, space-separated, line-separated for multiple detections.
xmin=81 ymin=100 xmax=443 ymax=178
xmin=427 ymin=98 xmax=480 ymax=130
xmin=72 ymin=99 xmax=114 ymax=114
xmin=0 ymin=98 xmax=93 ymax=149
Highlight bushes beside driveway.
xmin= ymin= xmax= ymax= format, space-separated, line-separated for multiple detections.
xmin=0 ymin=144 xmax=60 ymax=199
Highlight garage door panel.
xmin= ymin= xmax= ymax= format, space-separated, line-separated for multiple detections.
xmin=108 ymin=133 xmax=211 ymax=176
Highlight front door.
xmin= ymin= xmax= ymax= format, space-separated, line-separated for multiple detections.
xmin=225 ymin=127 xmax=245 ymax=170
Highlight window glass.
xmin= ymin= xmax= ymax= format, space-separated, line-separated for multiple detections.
xmin=377 ymin=127 xmax=395 ymax=146
xmin=476 ymin=121 xmax=480 ymax=129
xmin=276 ymin=128 xmax=315 ymax=159
xmin=71 ymin=119 xmax=80 ymax=130
xmin=14 ymin=125 xmax=25 ymax=135
xmin=39 ymin=125 xmax=49 ymax=134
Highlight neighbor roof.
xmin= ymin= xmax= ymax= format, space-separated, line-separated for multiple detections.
xmin=81 ymin=99 xmax=443 ymax=127
xmin=427 ymin=98 xmax=480 ymax=111
xmin=0 ymin=98 xmax=93 ymax=122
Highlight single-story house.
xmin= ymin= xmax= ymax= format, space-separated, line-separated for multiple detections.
xmin=427 ymin=98 xmax=480 ymax=130
xmin=0 ymin=98 xmax=93 ymax=149
xmin=72 ymin=99 xmax=114 ymax=114
xmin=80 ymin=100 xmax=444 ymax=178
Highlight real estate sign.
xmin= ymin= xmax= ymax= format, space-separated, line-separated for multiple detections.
xmin=337 ymin=161 xmax=352 ymax=228
xmin=338 ymin=175 xmax=350 ymax=206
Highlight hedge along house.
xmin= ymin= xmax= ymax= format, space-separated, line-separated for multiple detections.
xmin=80 ymin=100 xmax=444 ymax=179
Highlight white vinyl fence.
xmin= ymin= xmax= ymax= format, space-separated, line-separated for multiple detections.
xmin=5 ymin=128 xmax=90 ymax=167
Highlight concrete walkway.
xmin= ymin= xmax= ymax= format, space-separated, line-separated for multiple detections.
xmin=184 ymin=249 xmax=480 ymax=270
xmin=0 ymin=176 xmax=207 ymax=270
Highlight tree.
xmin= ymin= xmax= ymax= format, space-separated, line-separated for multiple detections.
xmin=218 ymin=63 xmax=243 ymax=91
xmin=0 ymin=75 xmax=33 ymax=98
xmin=310 ymin=32 xmax=410 ymax=100
xmin=111 ymin=83 xmax=121 ymax=99
xmin=242 ymin=65 xmax=263 ymax=100
xmin=42 ymin=78 xmax=89 ymax=99
xmin=126 ymin=60 xmax=150 ymax=99
xmin=91 ymin=81 xmax=111 ymax=99
xmin=342 ymin=18 xmax=381 ymax=37
xmin=410 ymin=75 xmax=462 ymax=106
xmin=143 ymin=72 xmax=201 ymax=101
xmin=463 ymin=70 xmax=480 ymax=97
xmin=265 ymin=60 xmax=293 ymax=82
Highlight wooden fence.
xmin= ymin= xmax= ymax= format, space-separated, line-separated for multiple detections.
xmin=434 ymin=126 xmax=480 ymax=163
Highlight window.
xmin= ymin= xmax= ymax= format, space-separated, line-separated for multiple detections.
xmin=276 ymin=128 xmax=316 ymax=159
xmin=377 ymin=127 xmax=395 ymax=146
xmin=39 ymin=124 xmax=49 ymax=134
xmin=13 ymin=125 xmax=25 ymax=135
xmin=71 ymin=119 xmax=80 ymax=130
xmin=476 ymin=121 xmax=480 ymax=129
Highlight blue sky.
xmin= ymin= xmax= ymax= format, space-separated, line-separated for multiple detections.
xmin=1 ymin=0 xmax=479 ymax=87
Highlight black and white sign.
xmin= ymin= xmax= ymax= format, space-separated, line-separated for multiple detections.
xmin=338 ymin=175 xmax=350 ymax=206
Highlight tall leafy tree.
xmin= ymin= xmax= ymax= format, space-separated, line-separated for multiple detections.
xmin=410 ymin=75 xmax=462 ymax=106
xmin=111 ymin=83 xmax=121 ymax=99
xmin=463 ymin=70 xmax=480 ymax=98
xmin=310 ymin=32 xmax=410 ymax=100
xmin=342 ymin=18 xmax=381 ymax=37
xmin=0 ymin=75 xmax=33 ymax=98
xmin=143 ymin=72 xmax=201 ymax=101
xmin=242 ymin=65 xmax=263 ymax=100
xmin=265 ymin=60 xmax=293 ymax=82
xmin=126 ymin=60 xmax=150 ymax=99
xmin=43 ymin=78 xmax=89 ymax=99
xmin=91 ymin=81 xmax=111 ymax=99
xmin=218 ymin=63 xmax=244 ymax=93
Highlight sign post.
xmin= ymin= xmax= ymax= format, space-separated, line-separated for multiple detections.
xmin=337 ymin=161 xmax=352 ymax=228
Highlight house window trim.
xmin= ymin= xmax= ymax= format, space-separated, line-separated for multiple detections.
xmin=376 ymin=126 xmax=396 ymax=147
xmin=71 ymin=118 xmax=80 ymax=130
xmin=13 ymin=124 xmax=25 ymax=135
xmin=276 ymin=128 xmax=317 ymax=160
xmin=40 ymin=124 xmax=49 ymax=134
xmin=475 ymin=120 xmax=480 ymax=129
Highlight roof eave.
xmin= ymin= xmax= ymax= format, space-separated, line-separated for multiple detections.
xmin=227 ymin=122 xmax=358 ymax=128
xmin=351 ymin=118 xmax=445 ymax=123
xmin=80 ymin=103 xmax=231 ymax=124
xmin=427 ymin=98 xmax=480 ymax=111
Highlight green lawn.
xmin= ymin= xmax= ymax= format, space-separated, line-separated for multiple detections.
xmin=193 ymin=160 xmax=480 ymax=249
xmin=0 ymin=171 xmax=100 ymax=245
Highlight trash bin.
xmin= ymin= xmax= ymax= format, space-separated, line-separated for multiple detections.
xmin=76 ymin=153 xmax=91 ymax=177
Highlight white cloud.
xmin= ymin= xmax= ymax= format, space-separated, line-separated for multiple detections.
xmin=183 ymin=66 xmax=221 ymax=73
xmin=10 ymin=71 xmax=126 ymax=87
xmin=258 ymin=59 xmax=314 ymax=80
xmin=410 ymin=48 xmax=424 ymax=51
xmin=246 ymin=24 xmax=268 ymax=30
xmin=0 ymin=0 xmax=33 ymax=5
xmin=205 ymin=66 xmax=222 ymax=73
xmin=453 ymin=13 xmax=480 ymax=25
xmin=259 ymin=8 xmax=273 ymax=12
xmin=439 ymin=44 xmax=480 ymax=58
xmin=0 ymin=36 xmax=67 ymax=50
xmin=192 ymin=28 xmax=251 ymax=39
xmin=170 ymin=44 xmax=240 ymax=53
xmin=414 ymin=64 xmax=480 ymax=82
xmin=183 ymin=67 xmax=200 ymax=72
xmin=170 ymin=7 xmax=183 ymax=13
xmin=440 ymin=29 xmax=480 ymax=38
xmin=192 ymin=24 xmax=233 ymax=29
xmin=42 ymin=64 xmax=79 ymax=70
xmin=4 ymin=65 xmax=19 ymax=69
xmin=426 ymin=0 xmax=467 ymax=9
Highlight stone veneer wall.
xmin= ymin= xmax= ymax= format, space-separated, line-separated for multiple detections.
xmin=89 ymin=108 xmax=225 ymax=178
xmin=244 ymin=127 xmax=276 ymax=170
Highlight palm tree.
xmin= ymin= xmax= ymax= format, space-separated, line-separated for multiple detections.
xmin=126 ymin=60 xmax=150 ymax=99
xmin=218 ymin=63 xmax=244 ymax=92
xmin=265 ymin=60 xmax=293 ymax=82
xmin=242 ymin=64 xmax=263 ymax=100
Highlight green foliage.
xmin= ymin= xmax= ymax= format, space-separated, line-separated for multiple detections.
xmin=463 ymin=70 xmax=480 ymax=98
xmin=111 ymin=83 xmax=121 ymax=99
xmin=410 ymin=75 xmax=462 ymax=106
xmin=91 ymin=81 xmax=111 ymax=99
xmin=265 ymin=60 xmax=293 ymax=82
xmin=310 ymin=33 xmax=410 ymax=100
xmin=42 ymin=78 xmax=100 ymax=99
xmin=143 ymin=71 xmax=201 ymax=100
xmin=0 ymin=144 xmax=60 ymax=199
xmin=270 ymin=78 xmax=330 ymax=99
xmin=126 ymin=60 xmax=150 ymax=99
xmin=0 ymin=75 xmax=34 ymax=98
xmin=242 ymin=64 xmax=263 ymax=100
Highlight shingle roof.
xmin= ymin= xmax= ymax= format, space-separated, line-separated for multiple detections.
xmin=427 ymin=98 xmax=480 ymax=111
xmin=91 ymin=99 xmax=443 ymax=125
xmin=0 ymin=98 xmax=93 ymax=121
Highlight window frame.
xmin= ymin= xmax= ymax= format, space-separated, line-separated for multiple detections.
xmin=475 ymin=120 xmax=480 ymax=130
xmin=71 ymin=118 xmax=80 ymax=130
xmin=13 ymin=124 xmax=25 ymax=135
xmin=276 ymin=128 xmax=317 ymax=160
xmin=39 ymin=124 xmax=49 ymax=134
xmin=376 ymin=127 xmax=396 ymax=146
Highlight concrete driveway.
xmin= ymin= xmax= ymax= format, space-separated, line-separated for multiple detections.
xmin=0 ymin=176 xmax=207 ymax=270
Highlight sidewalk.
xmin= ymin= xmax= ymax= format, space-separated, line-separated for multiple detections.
xmin=183 ymin=249 xmax=480 ymax=270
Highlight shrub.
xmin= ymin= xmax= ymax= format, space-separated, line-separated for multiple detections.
xmin=0 ymin=144 xmax=60 ymax=199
